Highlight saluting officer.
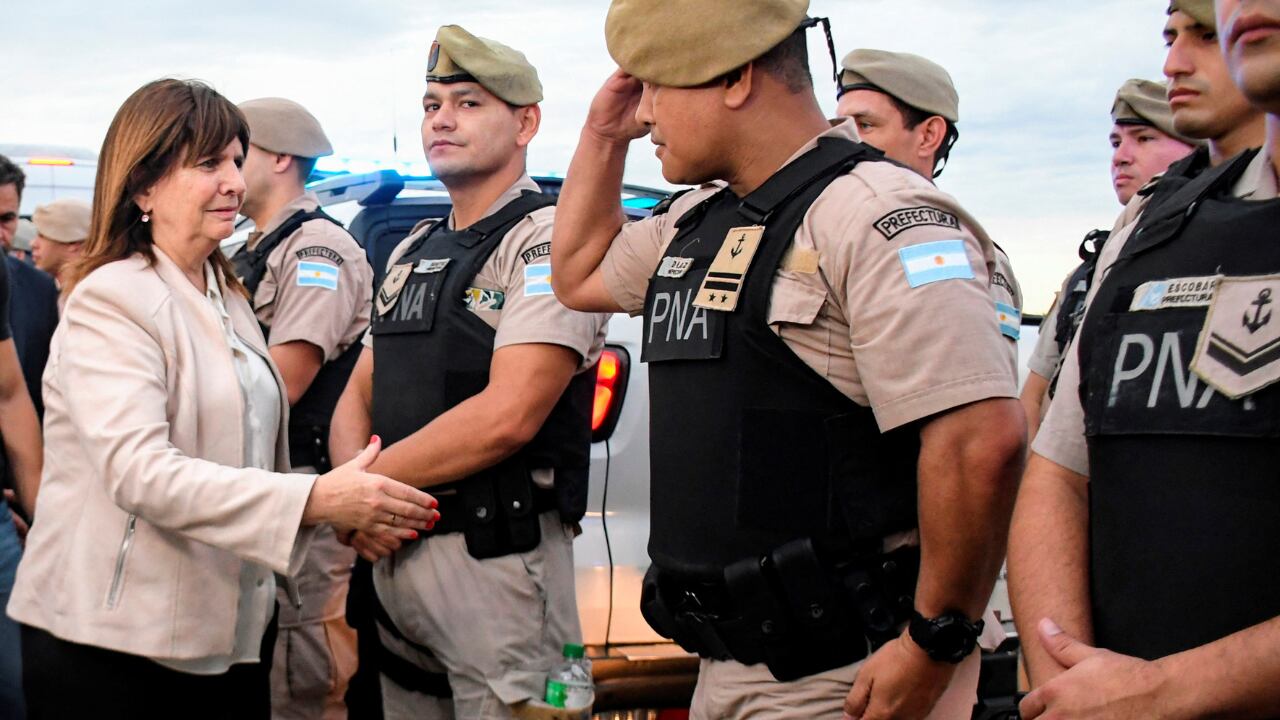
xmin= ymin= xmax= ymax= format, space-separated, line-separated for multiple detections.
xmin=233 ymin=97 xmax=373 ymax=720
xmin=329 ymin=25 xmax=607 ymax=719
xmin=1021 ymin=80 xmax=1197 ymax=437
xmin=1009 ymin=0 xmax=1280 ymax=715
xmin=836 ymin=48 xmax=1023 ymax=391
xmin=552 ymin=2 xmax=1025 ymax=718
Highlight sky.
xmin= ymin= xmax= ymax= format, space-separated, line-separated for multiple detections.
xmin=3 ymin=0 xmax=1179 ymax=312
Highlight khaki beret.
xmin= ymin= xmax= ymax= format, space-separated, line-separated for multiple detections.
xmin=33 ymin=199 xmax=91 ymax=244
xmin=606 ymin=0 xmax=810 ymax=87
xmin=11 ymin=218 xmax=35 ymax=252
xmin=427 ymin=25 xmax=542 ymax=106
xmin=839 ymin=49 xmax=959 ymax=123
xmin=238 ymin=98 xmax=334 ymax=159
xmin=1168 ymin=0 xmax=1216 ymax=29
xmin=1111 ymin=78 xmax=1200 ymax=146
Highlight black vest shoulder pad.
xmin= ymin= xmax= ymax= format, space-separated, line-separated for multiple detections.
xmin=232 ymin=208 xmax=345 ymax=298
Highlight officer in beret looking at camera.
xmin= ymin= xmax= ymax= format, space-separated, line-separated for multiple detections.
xmin=329 ymin=25 xmax=607 ymax=719
xmin=232 ymin=97 xmax=372 ymax=720
xmin=1020 ymin=80 xmax=1198 ymax=438
xmin=552 ymin=2 xmax=1025 ymax=718
xmin=1008 ymin=0 xmax=1280 ymax=715
xmin=835 ymin=49 xmax=1023 ymax=403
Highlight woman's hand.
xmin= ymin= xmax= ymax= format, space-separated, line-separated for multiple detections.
xmin=302 ymin=436 xmax=439 ymax=540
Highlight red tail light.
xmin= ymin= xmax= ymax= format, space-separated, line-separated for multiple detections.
xmin=591 ymin=346 xmax=630 ymax=442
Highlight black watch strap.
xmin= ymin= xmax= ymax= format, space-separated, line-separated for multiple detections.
xmin=908 ymin=610 xmax=984 ymax=664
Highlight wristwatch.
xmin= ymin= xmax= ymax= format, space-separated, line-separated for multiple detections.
xmin=908 ymin=610 xmax=984 ymax=664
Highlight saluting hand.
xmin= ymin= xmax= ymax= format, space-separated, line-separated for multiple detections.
xmin=584 ymin=69 xmax=650 ymax=144
xmin=302 ymin=435 xmax=439 ymax=542
xmin=1019 ymin=619 xmax=1173 ymax=720
xmin=843 ymin=635 xmax=955 ymax=720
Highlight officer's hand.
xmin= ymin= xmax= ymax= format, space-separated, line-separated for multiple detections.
xmin=843 ymin=635 xmax=955 ymax=720
xmin=584 ymin=69 xmax=649 ymax=144
xmin=302 ymin=435 xmax=440 ymax=537
xmin=349 ymin=530 xmax=403 ymax=563
xmin=1020 ymin=618 xmax=1172 ymax=719
xmin=4 ymin=490 xmax=27 ymax=545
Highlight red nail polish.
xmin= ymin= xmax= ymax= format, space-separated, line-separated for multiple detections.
xmin=430 ymin=500 xmax=439 ymax=509
xmin=370 ymin=434 xmax=380 ymax=444
xmin=410 ymin=531 xmax=419 ymax=540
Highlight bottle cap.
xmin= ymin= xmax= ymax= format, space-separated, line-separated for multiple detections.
xmin=562 ymin=643 xmax=585 ymax=659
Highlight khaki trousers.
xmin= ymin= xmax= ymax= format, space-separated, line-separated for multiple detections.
xmin=270 ymin=524 xmax=359 ymax=720
xmin=689 ymin=647 xmax=981 ymax=720
xmin=374 ymin=513 xmax=581 ymax=720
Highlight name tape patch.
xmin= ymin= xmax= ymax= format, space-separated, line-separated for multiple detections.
xmin=295 ymin=246 xmax=344 ymax=266
xmin=1130 ymin=275 xmax=1220 ymax=312
xmin=874 ymin=206 xmax=960 ymax=240
xmin=296 ymin=261 xmax=339 ymax=291
xmin=657 ymin=256 xmax=694 ymax=279
xmin=525 ymin=264 xmax=554 ymax=296
xmin=521 ymin=242 xmax=552 ymax=265
xmin=898 ymin=239 xmax=975 ymax=288
xmin=415 ymin=258 xmax=451 ymax=274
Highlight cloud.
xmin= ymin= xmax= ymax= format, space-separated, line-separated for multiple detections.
xmin=1 ymin=0 xmax=1182 ymax=311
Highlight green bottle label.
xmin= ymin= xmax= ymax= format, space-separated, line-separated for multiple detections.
xmin=545 ymin=679 xmax=568 ymax=708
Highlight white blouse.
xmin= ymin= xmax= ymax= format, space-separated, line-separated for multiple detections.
xmin=156 ymin=263 xmax=282 ymax=675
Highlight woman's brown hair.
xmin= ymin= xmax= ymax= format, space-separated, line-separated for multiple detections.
xmin=68 ymin=78 xmax=250 ymax=294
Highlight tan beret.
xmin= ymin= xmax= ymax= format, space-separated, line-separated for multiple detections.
xmin=11 ymin=219 xmax=35 ymax=252
xmin=839 ymin=49 xmax=959 ymax=123
xmin=1168 ymin=0 xmax=1216 ymax=29
xmin=606 ymin=0 xmax=810 ymax=87
xmin=1111 ymin=78 xmax=1200 ymax=146
xmin=238 ymin=98 xmax=334 ymax=159
xmin=33 ymin=199 xmax=91 ymax=244
xmin=427 ymin=25 xmax=542 ymax=106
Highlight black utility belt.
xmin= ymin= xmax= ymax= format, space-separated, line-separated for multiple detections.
xmin=288 ymin=424 xmax=331 ymax=473
xmin=419 ymin=476 xmax=559 ymax=560
xmin=641 ymin=540 xmax=920 ymax=682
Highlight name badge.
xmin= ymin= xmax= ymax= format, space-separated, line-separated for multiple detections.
xmin=693 ymin=226 xmax=765 ymax=312
xmin=415 ymin=258 xmax=451 ymax=274
xmin=657 ymin=256 xmax=694 ymax=279
xmin=1130 ymin=275 xmax=1220 ymax=312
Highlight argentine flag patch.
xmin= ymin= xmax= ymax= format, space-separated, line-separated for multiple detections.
xmin=997 ymin=302 xmax=1021 ymax=340
xmin=297 ymin=261 xmax=339 ymax=291
xmin=898 ymin=240 xmax=974 ymax=288
xmin=525 ymin=264 xmax=554 ymax=296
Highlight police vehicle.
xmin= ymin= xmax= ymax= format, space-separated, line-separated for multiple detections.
xmin=0 ymin=144 xmax=97 ymax=214
xmin=225 ymin=167 xmax=1037 ymax=718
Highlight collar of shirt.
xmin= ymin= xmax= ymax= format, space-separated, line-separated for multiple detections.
xmin=247 ymin=192 xmax=322 ymax=249
xmin=445 ymin=174 xmax=541 ymax=231
xmin=774 ymin=119 xmax=860 ymax=170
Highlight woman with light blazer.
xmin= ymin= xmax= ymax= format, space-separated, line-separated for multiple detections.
xmin=6 ymin=79 xmax=440 ymax=719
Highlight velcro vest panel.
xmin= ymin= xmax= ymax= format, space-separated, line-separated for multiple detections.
xmin=369 ymin=191 xmax=592 ymax=523
xmin=1078 ymin=148 xmax=1280 ymax=660
xmin=641 ymin=137 xmax=920 ymax=580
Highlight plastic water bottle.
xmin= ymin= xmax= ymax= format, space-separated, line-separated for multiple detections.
xmin=544 ymin=643 xmax=594 ymax=709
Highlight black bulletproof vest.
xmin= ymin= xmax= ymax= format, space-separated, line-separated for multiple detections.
xmin=369 ymin=191 xmax=592 ymax=523
xmin=642 ymin=138 xmax=919 ymax=580
xmin=231 ymin=208 xmax=361 ymax=471
xmin=1138 ymin=145 xmax=1213 ymax=217
xmin=1078 ymin=149 xmax=1280 ymax=661
xmin=1053 ymin=230 xmax=1110 ymax=364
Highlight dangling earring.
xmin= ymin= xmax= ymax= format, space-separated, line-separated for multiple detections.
xmin=141 ymin=212 xmax=150 ymax=223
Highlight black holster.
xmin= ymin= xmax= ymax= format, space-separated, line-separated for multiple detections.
xmin=425 ymin=463 xmax=557 ymax=560
xmin=641 ymin=540 xmax=919 ymax=682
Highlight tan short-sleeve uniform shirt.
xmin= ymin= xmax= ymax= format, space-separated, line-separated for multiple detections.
xmin=1034 ymin=150 xmax=1280 ymax=475
xmin=249 ymin=192 xmax=373 ymax=359
xmin=601 ymin=121 xmax=1018 ymax=431
xmin=375 ymin=176 xmax=607 ymax=372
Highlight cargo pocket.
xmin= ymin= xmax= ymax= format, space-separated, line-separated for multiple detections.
xmin=766 ymin=271 xmax=826 ymax=328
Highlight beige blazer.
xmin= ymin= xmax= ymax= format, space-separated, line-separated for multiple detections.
xmin=7 ymin=249 xmax=317 ymax=660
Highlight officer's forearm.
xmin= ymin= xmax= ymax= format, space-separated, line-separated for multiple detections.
xmin=329 ymin=348 xmax=374 ymax=467
xmin=0 ymin=341 xmax=41 ymax=516
xmin=370 ymin=343 xmax=579 ymax=488
xmin=550 ymin=129 xmax=630 ymax=312
xmin=1007 ymin=453 xmax=1092 ymax=687
xmin=1019 ymin=372 xmax=1050 ymax=442
xmin=913 ymin=398 xmax=1025 ymax=622
xmin=269 ymin=341 xmax=324 ymax=406
xmin=1155 ymin=615 xmax=1280 ymax=718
